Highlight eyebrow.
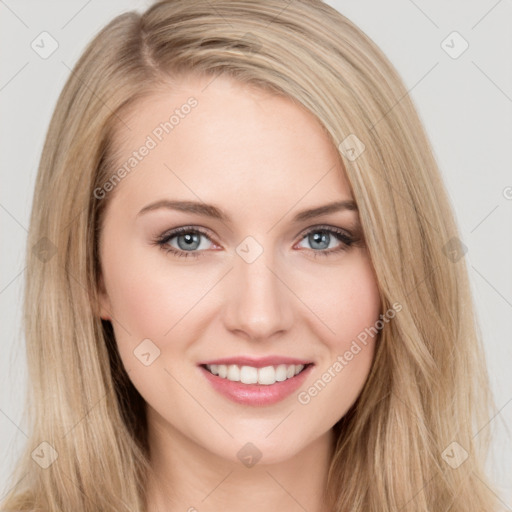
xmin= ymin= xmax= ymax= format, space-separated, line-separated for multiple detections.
xmin=137 ymin=199 xmax=358 ymax=223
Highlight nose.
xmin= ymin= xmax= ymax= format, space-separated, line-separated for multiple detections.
xmin=221 ymin=247 xmax=295 ymax=341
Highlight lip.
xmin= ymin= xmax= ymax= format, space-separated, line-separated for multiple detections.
xmin=199 ymin=363 xmax=314 ymax=406
xmin=197 ymin=355 xmax=313 ymax=368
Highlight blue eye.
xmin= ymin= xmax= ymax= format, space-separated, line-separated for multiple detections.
xmin=154 ymin=225 xmax=358 ymax=259
xmin=296 ymin=226 xmax=357 ymax=258
xmin=155 ymin=227 xmax=213 ymax=258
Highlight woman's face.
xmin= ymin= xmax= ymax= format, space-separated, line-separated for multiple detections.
xmin=98 ymin=74 xmax=381 ymax=465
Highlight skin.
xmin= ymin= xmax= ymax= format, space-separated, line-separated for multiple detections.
xmin=97 ymin=73 xmax=382 ymax=512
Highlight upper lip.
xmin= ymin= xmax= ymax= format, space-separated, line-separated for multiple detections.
xmin=198 ymin=356 xmax=314 ymax=368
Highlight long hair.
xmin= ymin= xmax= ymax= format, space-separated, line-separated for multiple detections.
xmin=2 ymin=1 xmax=501 ymax=510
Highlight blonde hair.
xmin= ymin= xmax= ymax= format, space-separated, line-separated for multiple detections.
xmin=2 ymin=1 xmax=502 ymax=510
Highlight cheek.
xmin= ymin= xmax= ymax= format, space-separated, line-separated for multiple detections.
xmin=100 ymin=228 xmax=180 ymax=327
xmin=300 ymin=252 xmax=381 ymax=348
xmin=296 ymin=252 xmax=381 ymax=405
xmin=105 ymin=263 xmax=168 ymax=337
xmin=101 ymin=247 xmax=218 ymax=349
xmin=298 ymin=254 xmax=381 ymax=416
xmin=101 ymin=251 xmax=213 ymax=405
xmin=335 ymin=262 xmax=381 ymax=345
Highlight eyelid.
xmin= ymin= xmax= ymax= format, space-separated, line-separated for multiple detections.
xmin=154 ymin=223 xmax=360 ymax=258
xmin=294 ymin=224 xmax=358 ymax=254
xmin=156 ymin=225 xmax=220 ymax=250
xmin=296 ymin=223 xmax=354 ymax=239
xmin=157 ymin=223 xmax=353 ymax=243
xmin=158 ymin=224 xmax=216 ymax=240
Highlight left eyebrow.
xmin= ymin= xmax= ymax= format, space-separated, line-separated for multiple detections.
xmin=291 ymin=200 xmax=358 ymax=222
xmin=136 ymin=199 xmax=358 ymax=223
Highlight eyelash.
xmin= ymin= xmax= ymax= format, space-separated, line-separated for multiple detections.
xmin=153 ymin=225 xmax=359 ymax=260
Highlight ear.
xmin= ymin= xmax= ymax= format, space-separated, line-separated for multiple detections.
xmin=96 ymin=271 xmax=112 ymax=321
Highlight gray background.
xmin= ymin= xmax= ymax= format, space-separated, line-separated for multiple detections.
xmin=1 ymin=0 xmax=511 ymax=505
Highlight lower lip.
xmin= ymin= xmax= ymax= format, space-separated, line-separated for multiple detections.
xmin=199 ymin=364 xmax=314 ymax=406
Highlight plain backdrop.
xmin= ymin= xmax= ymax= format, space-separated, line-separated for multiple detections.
xmin=1 ymin=0 xmax=511 ymax=505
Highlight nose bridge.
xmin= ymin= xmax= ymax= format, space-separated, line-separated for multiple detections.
xmin=222 ymin=239 xmax=294 ymax=339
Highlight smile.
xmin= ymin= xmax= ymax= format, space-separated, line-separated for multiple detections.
xmin=199 ymin=362 xmax=314 ymax=406
xmin=204 ymin=363 xmax=308 ymax=385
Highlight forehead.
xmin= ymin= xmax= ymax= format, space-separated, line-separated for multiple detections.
xmin=106 ymin=74 xmax=352 ymax=218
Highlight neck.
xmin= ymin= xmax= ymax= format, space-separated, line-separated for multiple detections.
xmin=145 ymin=408 xmax=335 ymax=512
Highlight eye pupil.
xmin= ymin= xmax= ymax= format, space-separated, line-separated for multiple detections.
xmin=310 ymin=231 xmax=330 ymax=250
xmin=178 ymin=232 xmax=201 ymax=250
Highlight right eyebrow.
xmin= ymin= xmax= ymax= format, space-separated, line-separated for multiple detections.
xmin=137 ymin=199 xmax=227 ymax=220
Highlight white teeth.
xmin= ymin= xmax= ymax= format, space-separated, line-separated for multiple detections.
xmin=240 ymin=366 xmax=258 ymax=384
xmin=205 ymin=363 xmax=308 ymax=385
xmin=227 ymin=364 xmax=240 ymax=381
xmin=258 ymin=366 xmax=276 ymax=385
xmin=275 ymin=364 xmax=287 ymax=381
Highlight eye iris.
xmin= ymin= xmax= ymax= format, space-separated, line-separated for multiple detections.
xmin=309 ymin=231 xmax=330 ymax=250
xmin=177 ymin=232 xmax=200 ymax=250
